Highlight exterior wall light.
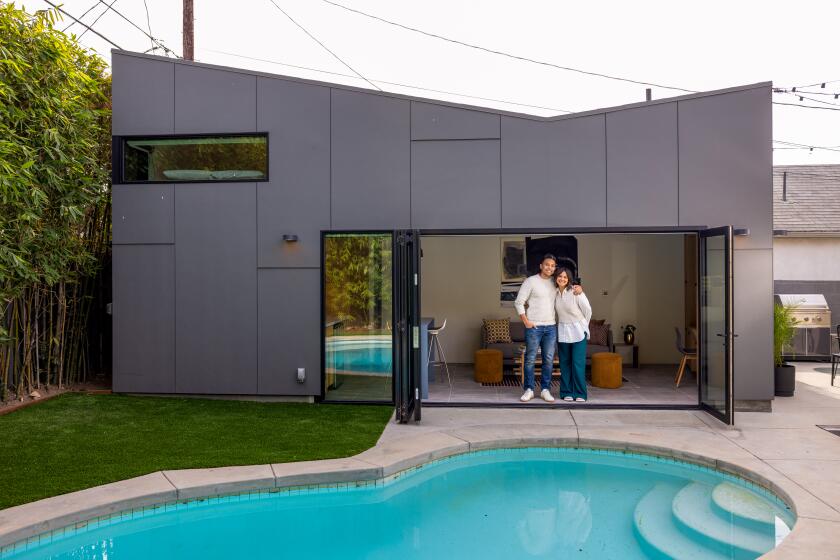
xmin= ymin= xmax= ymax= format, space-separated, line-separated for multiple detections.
xmin=282 ymin=234 xmax=299 ymax=242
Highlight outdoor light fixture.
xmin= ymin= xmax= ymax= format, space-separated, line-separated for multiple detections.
xmin=297 ymin=368 xmax=306 ymax=383
xmin=282 ymin=234 xmax=299 ymax=242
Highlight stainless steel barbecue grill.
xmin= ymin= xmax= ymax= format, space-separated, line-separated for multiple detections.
xmin=775 ymin=294 xmax=832 ymax=360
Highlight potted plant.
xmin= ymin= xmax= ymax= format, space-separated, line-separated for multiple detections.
xmin=774 ymin=303 xmax=797 ymax=397
xmin=621 ymin=324 xmax=636 ymax=345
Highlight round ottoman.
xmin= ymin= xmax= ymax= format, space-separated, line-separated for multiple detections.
xmin=591 ymin=352 xmax=622 ymax=389
xmin=474 ymin=349 xmax=504 ymax=383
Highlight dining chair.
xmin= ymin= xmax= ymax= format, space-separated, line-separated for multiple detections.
xmin=674 ymin=327 xmax=698 ymax=388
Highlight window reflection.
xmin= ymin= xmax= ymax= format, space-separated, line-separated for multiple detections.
xmin=324 ymin=233 xmax=393 ymax=402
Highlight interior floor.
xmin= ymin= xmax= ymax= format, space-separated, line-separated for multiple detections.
xmin=426 ymin=363 xmax=697 ymax=405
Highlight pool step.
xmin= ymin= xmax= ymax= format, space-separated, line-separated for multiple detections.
xmin=633 ymin=483 xmax=729 ymax=560
xmin=671 ymin=482 xmax=775 ymax=558
xmin=711 ymin=482 xmax=783 ymax=532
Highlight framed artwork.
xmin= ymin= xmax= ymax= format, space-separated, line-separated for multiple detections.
xmin=500 ymin=238 xmax=527 ymax=282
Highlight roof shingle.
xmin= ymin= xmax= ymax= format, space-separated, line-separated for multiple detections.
xmin=773 ymin=165 xmax=840 ymax=234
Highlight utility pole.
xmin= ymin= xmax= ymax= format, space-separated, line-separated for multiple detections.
xmin=183 ymin=0 xmax=194 ymax=60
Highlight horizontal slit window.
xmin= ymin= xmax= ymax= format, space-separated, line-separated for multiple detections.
xmin=121 ymin=134 xmax=268 ymax=183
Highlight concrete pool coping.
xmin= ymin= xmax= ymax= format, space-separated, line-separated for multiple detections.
xmin=3 ymin=367 xmax=840 ymax=558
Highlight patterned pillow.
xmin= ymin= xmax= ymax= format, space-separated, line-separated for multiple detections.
xmin=483 ymin=318 xmax=512 ymax=344
xmin=589 ymin=322 xmax=610 ymax=346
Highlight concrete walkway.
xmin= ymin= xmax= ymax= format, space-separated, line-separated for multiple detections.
xmin=3 ymin=363 xmax=840 ymax=558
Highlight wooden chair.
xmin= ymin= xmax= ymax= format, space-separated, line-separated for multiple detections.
xmin=674 ymin=327 xmax=697 ymax=388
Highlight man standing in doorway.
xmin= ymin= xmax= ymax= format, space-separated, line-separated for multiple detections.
xmin=514 ymin=254 xmax=580 ymax=402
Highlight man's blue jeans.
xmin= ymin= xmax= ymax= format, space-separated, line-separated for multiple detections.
xmin=523 ymin=325 xmax=557 ymax=392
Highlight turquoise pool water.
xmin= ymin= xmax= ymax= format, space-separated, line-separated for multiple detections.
xmin=2 ymin=449 xmax=794 ymax=560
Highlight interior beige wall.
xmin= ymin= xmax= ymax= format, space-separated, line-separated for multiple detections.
xmin=421 ymin=234 xmax=685 ymax=364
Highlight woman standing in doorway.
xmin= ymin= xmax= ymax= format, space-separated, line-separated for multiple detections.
xmin=554 ymin=268 xmax=592 ymax=402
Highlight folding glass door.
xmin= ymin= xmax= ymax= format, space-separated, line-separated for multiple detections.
xmin=698 ymin=226 xmax=734 ymax=425
xmin=322 ymin=232 xmax=394 ymax=402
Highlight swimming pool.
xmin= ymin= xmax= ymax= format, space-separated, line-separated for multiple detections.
xmin=2 ymin=448 xmax=794 ymax=559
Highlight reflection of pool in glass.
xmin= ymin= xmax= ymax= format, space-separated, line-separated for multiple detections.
xmin=325 ymin=337 xmax=392 ymax=375
xmin=4 ymin=448 xmax=795 ymax=559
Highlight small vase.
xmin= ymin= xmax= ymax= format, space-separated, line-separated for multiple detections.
xmin=624 ymin=332 xmax=635 ymax=345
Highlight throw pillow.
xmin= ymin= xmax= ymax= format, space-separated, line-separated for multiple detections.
xmin=589 ymin=322 xmax=610 ymax=346
xmin=483 ymin=318 xmax=512 ymax=344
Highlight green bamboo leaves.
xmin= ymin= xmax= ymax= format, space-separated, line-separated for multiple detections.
xmin=1 ymin=5 xmax=111 ymax=399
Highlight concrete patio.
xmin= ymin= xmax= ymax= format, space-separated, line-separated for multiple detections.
xmin=2 ymin=362 xmax=840 ymax=558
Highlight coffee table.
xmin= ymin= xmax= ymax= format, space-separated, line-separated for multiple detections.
xmin=513 ymin=346 xmax=562 ymax=386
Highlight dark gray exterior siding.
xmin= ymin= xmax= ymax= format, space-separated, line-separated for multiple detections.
xmin=174 ymin=183 xmax=258 ymax=394
xmin=112 ymin=244 xmax=175 ymax=393
xmin=256 ymin=77 xmax=330 ymax=269
xmin=112 ymin=51 xmax=773 ymax=402
xmin=606 ymin=103 xmax=679 ymax=227
xmin=330 ymin=89 xmax=411 ymax=229
xmin=500 ymin=114 xmax=608 ymax=228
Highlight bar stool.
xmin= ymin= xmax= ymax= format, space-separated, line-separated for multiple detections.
xmin=428 ymin=319 xmax=451 ymax=386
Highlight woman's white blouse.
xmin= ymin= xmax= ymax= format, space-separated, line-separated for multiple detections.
xmin=555 ymin=290 xmax=592 ymax=344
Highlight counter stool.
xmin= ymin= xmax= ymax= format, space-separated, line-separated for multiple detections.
xmin=428 ymin=319 xmax=451 ymax=386
xmin=474 ymin=349 xmax=503 ymax=384
xmin=591 ymin=352 xmax=622 ymax=389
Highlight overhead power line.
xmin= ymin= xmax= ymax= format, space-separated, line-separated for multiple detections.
xmin=42 ymin=0 xmax=123 ymax=49
xmin=774 ymin=140 xmax=840 ymax=154
xmin=79 ymin=0 xmax=117 ymax=41
xmin=772 ymin=101 xmax=840 ymax=113
xmin=61 ymin=0 xmax=98 ymax=32
xmin=267 ymin=0 xmax=382 ymax=92
xmin=777 ymin=91 xmax=840 ymax=108
xmin=792 ymin=79 xmax=840 ymax=89
xmin=321 ymin=0 xmax=696 ymax=94
xmin=142 ymin=0 xmax=155 ymax=53
xmin=202 ymin=47 xmax=574 ymax=113
xmin=95 ymin=0 xmax=178 ymax=57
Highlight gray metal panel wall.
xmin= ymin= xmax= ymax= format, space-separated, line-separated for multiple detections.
xmin=411 ymin=102 xmax=500 ymax=140
xmin=331 ymin=89 xmax=410 ymax=229
xmin=733 ymin=249 xmax=774 ymax=400
xmin=112 ymin=184 xmax=174 ymax=244
xmin=174 ymin=65 xmax=257 ymax=134
xmin=257 ymin=78 xmax=330 ymax=268
xmin=411 ymin=140 xmax=501 ymax=229
xmin=607 ymin=103 xmax=678 ymax=226
xmin=111 ymin=53 xmax=174 ymax=135
xmin=175 ymin=183 xmax=257 ymax=394
xmin=678 ymin=87 xmax=772 ymax=249
xmin=501 ymin=115 xmax=607 ymax=228
xmin=112 ymin=245 xmax=175 ymax=393
xmin=258 ymin=269 xmax=321 ymax=394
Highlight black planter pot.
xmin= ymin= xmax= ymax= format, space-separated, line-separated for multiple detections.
xmin=774 ymin=363 xmax=796 ymax=397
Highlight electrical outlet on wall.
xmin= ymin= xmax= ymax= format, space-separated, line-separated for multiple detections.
xmin=602 ymin=290 xmax=609 ymax=296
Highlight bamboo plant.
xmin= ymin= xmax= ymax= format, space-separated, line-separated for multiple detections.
xmin=0 ymin=5 xmax=112 ymax=400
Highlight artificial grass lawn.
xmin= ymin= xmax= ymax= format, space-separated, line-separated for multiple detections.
xmin=0 ymin=393 xmax=392 ymax=510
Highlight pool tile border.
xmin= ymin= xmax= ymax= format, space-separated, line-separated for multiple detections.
xmin=0 ymin=433 xmax=826 ymax=558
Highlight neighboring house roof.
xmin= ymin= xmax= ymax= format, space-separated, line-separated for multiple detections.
xmin=774 ymin=164 xmax=840 ymax=235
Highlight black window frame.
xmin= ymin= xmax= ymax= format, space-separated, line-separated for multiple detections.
xmin=113 ymin=132 xmax=270 ymax=184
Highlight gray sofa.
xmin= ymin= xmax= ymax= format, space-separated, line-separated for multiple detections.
xmin=481 ymin=320 xmax=614 ymax=372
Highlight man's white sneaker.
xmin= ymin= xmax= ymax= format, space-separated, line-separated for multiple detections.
xmin=575 ymin=397 xmax=586 ymax=402
xmin=563 ymin=396 xmax=573 ymax=402
xmin=540 ymin=389 xmax=555 ymax=402
xmin=520 ymin=389 xmax=534 ymax=402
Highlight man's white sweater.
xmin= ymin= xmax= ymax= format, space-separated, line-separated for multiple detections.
xmin=514 ymin=274 xmax=557 ymax=326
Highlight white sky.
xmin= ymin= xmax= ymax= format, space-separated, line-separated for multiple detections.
xmin=24 ymin=0 xmax=840 ymax=164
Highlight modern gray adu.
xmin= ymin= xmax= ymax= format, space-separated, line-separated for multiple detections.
xmin=111 ymin=50 xmax=772 ymax=424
